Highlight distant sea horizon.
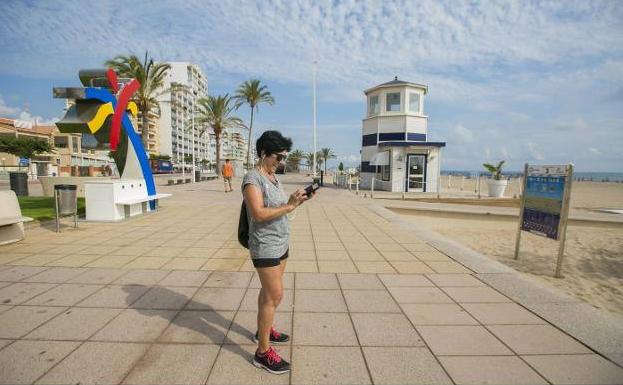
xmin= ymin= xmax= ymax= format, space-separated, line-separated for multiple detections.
xmin=441 ymin=170 xmax=623 ymax=183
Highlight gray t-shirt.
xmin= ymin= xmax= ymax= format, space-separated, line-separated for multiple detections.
xmin=242 ymin=169 xmax=290 ymax=260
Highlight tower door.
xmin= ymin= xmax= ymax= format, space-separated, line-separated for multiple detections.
xmin=406 ymin=154 xmax=426 ymax=192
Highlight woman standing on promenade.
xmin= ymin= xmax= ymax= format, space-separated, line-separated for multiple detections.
xmin=242 ymin=130 xmax=311 ymax=374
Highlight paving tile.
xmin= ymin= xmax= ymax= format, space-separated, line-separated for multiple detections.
xmin=91 ymin=309 xmax=177 ymax=342
xmin=0 ymin=340 xmax=80 ymax=385
xmin=45 ymin=254 xmax=101 ymax=267
xmin=0 ymin=282 xmax=56 ymax=305
xmin=113 ymin=270 xmax=169 ymax=285
xmin=391 ymin=261 xmax=436 ymax=274
xmin=351 ymin=313 xmax=424 ymax=346
xmin=0 ymin=338 xmax=13 ymax=349
xmin=318 ymin=260 xmax=357 ymax=273
xmin=85 ymin=255 xmax=138 ymax=268
xmin=285 ymin=261 xmax=318 ymax=272
xmin=315 ymin=242 xmax=345 ymax=251
xmin=402 ymin=243 xmax=437 ymax=252
xmin=426 ymin=274 xmax=485 ymax=287
xmin=316 ymin=250 xmax=350 ymax=260
xmin=158 ymin=271 xmax=210 ymax=287
xmin=373 ymin=243 xmax=407 ymax=252
xmin=364 ymin=347 xmax=453 ymax=385
xmin=522 ymin=354 xmax=623 ymax=385
xmin=426 ymin=261 xmax=473 ymax=274
xmin=24 ymin=284 xmax=103 ymax=307
xmin=291 ymin=346 xmax=371 ymax=384
xmin=36 ymin=342 xmax=149 ymax=385
xmin=77 ymin=285 xmax=150 ymax=308
xmin=295 ymin=272 xmax=339 ymax=289
xmin=0 ymin=266 xmax=49 ymax=281
xmin=239 ymin=288 xmax=293 ymax=312
xmin=124 ymin=257 xmax=172 ymax=269
xmin=187 ymin=287 xmax=245 ymax=311
xmin=207 ymin=344 xmax=289 ymax=385
xmin=354 ymin=261 xmax=396 ymax=273
xmin=388 ymin=287 xmax=454 ymax=303
xmin=337 ymin=273 xmax=384 ymax=290
xmin=294 ymin=289 xmax=346 ymax=312
xmin=9 ymin=254 xmax=69 ymax=266
xmin=461 ymin=303 xmax=545 ymax=325
xmin=288 ymin=250 xmax=316 ymax=260
xmin=343 ymin=289 xmax=401 ymax=313
xmin=158 ymin=310 xmax=234 ymax=344
xmin=292 ymin=312 xmax=358 ymax=346
xmin=381 ymin=251 xmax=418 ymax=261
xmin=417 ymin=326 xmax=513 ymax=356
xmin=142 ymin=246 xmax=184 ymax=258
xmin=22 ymin=267 xmax=88 ymax=283
xmin=204 ymin=271 xmax=252 ymax=288
xmin=110 ymin=246 xmax=153 ymax=256
xmin=443 ymin=286 xmax=511 ymax=303
xmin=67 ymin=268 xmax=127 ymax=284
xmin=25 ymin=307 xmax=122 ymax=340
xmin=349 ymin=250 xmax=385 ymax=261
xmin=0 ymin=306 xmax=67 ymax=338
xmin=439 ymin=356 xmax=548 ymax=385
xmin=487 ymin=325 xmax=592 ymax=354
xmin=378 ymin=274 xmax=434 ymax=287
xmin=161 ymin=257 xmax=207 ymax=270
xmin=250 ymin=272 xmax=294 ymax=289
xmin=225 ymin=311 xmax=291 ymax=345
xmin=343 ymin=242 xmax=374 ymax=252
xmin=132 ymin=286 xmax=197 ymax=310
xmin=178 ymin=247 xmax=217 ymax=258
xmin=201 ymin=258 xmax=244 ymax=271
xmin=124 ymin=344 xmax=220 ymax=385
xmin=402 ymin=304 xmax=479 ymax=325
xmin=413 ymin=251 xmax=454 ymax=261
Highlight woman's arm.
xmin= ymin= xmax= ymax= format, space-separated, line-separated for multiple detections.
xmin=243 ymin=184 xmax=307 ymax=223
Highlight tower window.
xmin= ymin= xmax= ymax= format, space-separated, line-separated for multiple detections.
xmin=386 ymin=92 xmax=400 ymax=112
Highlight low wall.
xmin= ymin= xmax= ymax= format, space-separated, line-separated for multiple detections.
xmin=39 ymin=176 xmax=114 ymax=197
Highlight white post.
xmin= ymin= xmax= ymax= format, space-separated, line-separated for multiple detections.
xmin=356 ymin=177 xmax=359 ymax=194
xmin=514 ymin=163 xmax=529 ymax=260
xmin=477 ymin=173 xmax=481 ymax=199
xmin=348 ymin=174 xmax=351 ymax=191
xmin=191 ymin=103 xmax=196 ymax=182
xmin=181 ymin=110 xmax=186 ymax=180
xmin=371 ymin=176 xmax=375 ymax=198
xmin=312 ymin=60 xmax=317 ymax=178
xmin=448 ymin=174 xmax=452 ymax=190
xmin=555 ymin=164 xmax=573 ymax=278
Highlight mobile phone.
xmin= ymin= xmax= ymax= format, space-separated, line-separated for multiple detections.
xmin=304 ymin=183 xmax=320 ymax=197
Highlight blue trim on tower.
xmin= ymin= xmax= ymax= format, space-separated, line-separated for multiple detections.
xmin=379 ymin=141 xmax=446 ymax=147
xmin=407 ymin=133 xmax=427 ymax=141
xmin=378 ymin=132 xmax=405 ymax=141
xmin=362 ymin=134 xmax=377 ymax=146
xmin=360 ymin=161 xmax=376 ymax=173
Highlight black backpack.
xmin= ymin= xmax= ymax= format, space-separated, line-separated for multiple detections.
xmin=238 ymin=201 xmax=249 ymax=249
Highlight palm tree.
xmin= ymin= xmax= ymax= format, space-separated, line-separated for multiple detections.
xmin=286 ymin=149 xmax=304 ymax=172
xmin=196 ymin=95 xmax=243 ymax=176
xmin=105 ymin=52 xmax=171 ymax=152
xmin=319 ymin=147 xmax=336 ymax=175
xmin=234 ymin=79 xmax=275 ymax=169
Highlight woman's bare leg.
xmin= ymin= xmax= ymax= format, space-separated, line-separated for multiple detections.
xmin=256 ymin=265 xmax=283 ymax=353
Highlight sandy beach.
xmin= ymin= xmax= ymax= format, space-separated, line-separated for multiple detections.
xmin=391 ymin=181 xmax=623 ymax=318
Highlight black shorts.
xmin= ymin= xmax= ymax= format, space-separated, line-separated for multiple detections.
xmin=252 ymin=249 xmax=289 ymax=268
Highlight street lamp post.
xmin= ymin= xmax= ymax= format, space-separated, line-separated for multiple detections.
xmin=191 ymin=101 xmax=196 ymax=183
xmin=312 ymin=60 xmax=317 ymax=177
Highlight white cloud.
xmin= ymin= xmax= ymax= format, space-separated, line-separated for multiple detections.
xmin=0 ymin=94 xmax=58 ymax=126
xmin=0 ymin=95 xmax=20 ymax=116
xmin=452 ymin=124 xmax=474 ymax=144
xmin=588 ymin=147 xmax=601 ymax=155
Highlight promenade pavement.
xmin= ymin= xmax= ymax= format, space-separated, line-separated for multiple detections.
xmin=0 ymin=174 xmax=622 ymax=384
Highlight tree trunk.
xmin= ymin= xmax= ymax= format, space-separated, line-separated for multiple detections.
xmin=141 ymin=113 xmax=150 ymax=153
xmin=246 ymin=106 xmax=255 ymax=170
xmin=215 ymin=131 xmax=221 ymax=177
xmin=324 ymin=157 xmax=327 ymax=175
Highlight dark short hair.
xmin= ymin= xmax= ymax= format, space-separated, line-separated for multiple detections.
xmin=256 ymin=130 xmax=292 ymax=157
xmin=226 ymin=159 xmax=230 ymax=162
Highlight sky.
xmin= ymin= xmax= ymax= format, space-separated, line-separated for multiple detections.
xmin=0 ymin=0 xmax=622 ymax=172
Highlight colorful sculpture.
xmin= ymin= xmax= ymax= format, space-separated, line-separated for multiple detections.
xmin=54 ymin=69 xmax=156 ymax=209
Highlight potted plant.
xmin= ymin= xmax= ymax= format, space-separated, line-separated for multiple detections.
xmin=483 ymin=160 xmax=508 ymax=197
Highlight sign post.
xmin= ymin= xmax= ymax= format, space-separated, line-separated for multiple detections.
xmin=514 ymin=163 xmax=573 ymax=278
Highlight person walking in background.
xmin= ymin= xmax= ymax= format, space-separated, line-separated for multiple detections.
xmin=222 ymin=159 xmax=234 ymax=192
xmin=242 ymin=130 xmax=312 ymax=374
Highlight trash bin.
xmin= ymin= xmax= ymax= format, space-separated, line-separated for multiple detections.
xmin=195 ymin=170 xmax=201 ymax=183
xmin=54 ymin=184 xmax=78 ymax=232
xmin=9 ymin=172 xmax=29 ymax=196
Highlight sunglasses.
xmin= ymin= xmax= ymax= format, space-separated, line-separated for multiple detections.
xmin=273 ymin=153 xmax=287 ymax=162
